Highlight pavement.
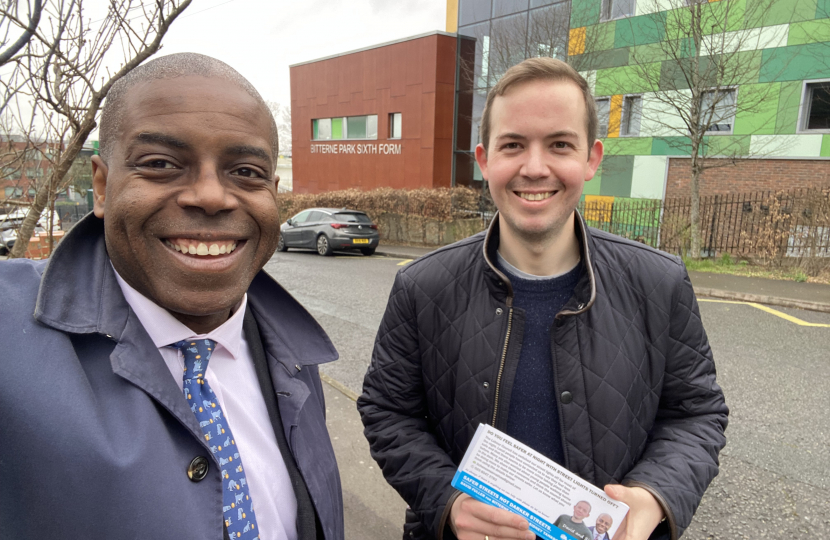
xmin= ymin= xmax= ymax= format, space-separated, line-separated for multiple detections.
xmin=375 ymin=244 xmax=830 ymax=314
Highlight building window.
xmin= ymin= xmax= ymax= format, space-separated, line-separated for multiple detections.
xmin=620 ymin=95 xmax=642 ymax=137
xmin=5 ymin=186 xmax=23 ymax=198
xmin=313 ymin=118 xmax=332 ymax=140
xmin=800 ymin=80 xmax=830 ymax=131
xmin=601 ymin=0 xmax=635 ymax=21
xmin=595 ymin=98 xmax=610 ymax=138
xmin=389 ymin=113 xmax=402 ymax=139
xmin=312 ymin=115 xmax=378 ymax=140
xmin=2 ymin=166 xmax=21 ymax=180
xmin=700 ymin=88 xmax=736 ymax=133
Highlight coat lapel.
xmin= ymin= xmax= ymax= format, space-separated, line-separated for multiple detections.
xmin=34 ymin=213 xmax=207 ymax=446
xmin=108 ymin=312 xmax=204 ymax=442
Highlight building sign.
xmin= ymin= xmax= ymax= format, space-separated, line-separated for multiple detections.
xmin=309 ymin=143 xmax=402 ymax=155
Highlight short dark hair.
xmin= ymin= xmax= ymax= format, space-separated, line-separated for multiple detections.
xmin=479 ymin=57 xmax=597 ymax=154
xmin=98 ymin=53 xmax=278 ymax=162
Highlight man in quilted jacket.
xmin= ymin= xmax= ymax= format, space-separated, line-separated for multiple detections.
xmin=358 ymin=57 xmax=728 ymax=540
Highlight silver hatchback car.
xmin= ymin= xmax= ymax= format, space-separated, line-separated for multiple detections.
xmin=278 ymin=208 xmax=380 ymax=256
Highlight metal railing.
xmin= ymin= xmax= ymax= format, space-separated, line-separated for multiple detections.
xmin=485 ymin=186 xmax=830 ymax=262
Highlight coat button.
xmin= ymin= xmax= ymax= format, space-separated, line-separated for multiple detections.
xmin=187 ymin=456 xmax=209 ymax=481
xmin=560 ymin=391 xmax=573 ymax=404
xmin=483 ymin=382 xmax=490 ymax=388
xmin=496 ymin=308 xmax=503 ymax=315
xmin=577 ymin=303 xmax=585 ymax=310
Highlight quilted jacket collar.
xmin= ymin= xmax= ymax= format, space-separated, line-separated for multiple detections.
xmin=481 ymin=210 xmax=597 ymax=316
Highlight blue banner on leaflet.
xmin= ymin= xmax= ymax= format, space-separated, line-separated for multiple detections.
xmin=451 ymin=471 xmax=579 ymax=540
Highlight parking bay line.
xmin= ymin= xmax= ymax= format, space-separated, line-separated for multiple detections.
xmin=699 ymin=299 xmax=830 ymax=327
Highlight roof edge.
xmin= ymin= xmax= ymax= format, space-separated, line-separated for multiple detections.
xmin=289 ymin=30 xmax=458 ymax=68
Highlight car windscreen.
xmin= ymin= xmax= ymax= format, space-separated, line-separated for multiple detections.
xmin=334 ymin=212 xmax=371 ymax=223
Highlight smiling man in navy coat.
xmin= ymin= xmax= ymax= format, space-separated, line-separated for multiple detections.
xmin=0 ymin=53 xmax=343 ymax=540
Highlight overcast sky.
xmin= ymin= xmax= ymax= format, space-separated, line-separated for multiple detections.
xmin=157 ymin=0 xmax=447 ymax=106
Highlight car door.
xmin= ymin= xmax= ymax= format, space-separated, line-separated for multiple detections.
xmin=282 ymin=210 xmax=311 ymax=247
xmin=301 ymin=211 xmax=328 ymax=246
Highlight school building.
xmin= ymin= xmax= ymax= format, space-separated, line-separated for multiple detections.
xmin=290 ymin=0 xmax=830 ymax=198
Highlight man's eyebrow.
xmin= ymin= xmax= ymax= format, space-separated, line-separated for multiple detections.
xmin=546 ymin=129 xmax=580 ymax=139
xmin=495 ymin=130 xmax=580 ymax=140
xmin=226 ymin=144 xmax=272 ymax=162
xmin=134 ymin=132 xmax=189 ymax=149
xmin=495 ymin=132 xmax=526 ymax=140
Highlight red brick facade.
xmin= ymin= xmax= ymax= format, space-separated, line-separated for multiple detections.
xmin=665 ymin=158 xmax=830 ymax=199
xmin=290 ymin=33 xmax=457 ymax=194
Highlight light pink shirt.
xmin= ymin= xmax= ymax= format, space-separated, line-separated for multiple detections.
xmin=114 ymin=270 xmax=297 ymax=540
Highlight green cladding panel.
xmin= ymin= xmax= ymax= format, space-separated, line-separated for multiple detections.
xmin=599 ymin=156 xmax=635 ymax=197
xmin=731 ymin=50 xmax=764 ymax=85
xmin=584 ymin=22 xmax=617 ymax=53
xmin=745 ymin=0 xmax=817 ymax=28
xmin=595 ymin=63 xmax=660 ymax=96
xmin=614 ymin=13 xmax=666 ymax=49
xmin=734 ymin=83 xmax=779 ymax=135
xmin=703 ymin=135 xmax=752 ymax=157
xmin=332 ymin=117 xmax=343 ymax=139
xmin=571 ymin=48 xmax=630 ymax=71
xmin=651 ymin=137 xmax=694 ymax=156
xmin=571 ymin=0 xmax=601 ymax=28
xmin=603 ymin=137 xmax=654 ymax=155
xmin=760 ymin=44 xmax=830 ymax=82
xmin=776 ymin=81 xmax=803 ymax=134
xmin=788 ymin=19 xmax=830 ymax=46
xmin=822 ymin=135 xmax=830 ymax=157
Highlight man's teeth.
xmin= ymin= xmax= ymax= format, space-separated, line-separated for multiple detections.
xmin=166 ymin=240 xmax=238 ymax=256
xmin=518 ymin=192 xmax=555 ymax=201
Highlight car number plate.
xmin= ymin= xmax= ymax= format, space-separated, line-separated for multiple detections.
xmin=352 ymin=239 xmax=370 ymax=244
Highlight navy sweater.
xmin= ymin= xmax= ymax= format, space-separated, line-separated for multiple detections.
xmin=496 ymin=254 xmax=582 ymax=465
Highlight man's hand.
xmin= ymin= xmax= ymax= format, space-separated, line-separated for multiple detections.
xmin=449 ymin=493 xmax=535 ymax=540
xmin=603 ymin=485 xmax=665 ymax=540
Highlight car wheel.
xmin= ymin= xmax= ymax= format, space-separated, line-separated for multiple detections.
xmin=360 ymin=247 xmax=375 ymax=256
xmin=316 ymin=234 xmax=333 ymax=256
xmin=277 ymin=234 xmax=288 ymax=252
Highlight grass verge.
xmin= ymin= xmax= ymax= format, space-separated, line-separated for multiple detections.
xmin=683 ymin=254 xmax=830 ymax=285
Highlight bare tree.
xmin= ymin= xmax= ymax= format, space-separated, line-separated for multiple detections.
xmin=1 ymin=0 xmax=191 ymax=258
xmin=266 ymin=100 xmax=291 ymax=155
xmin=573 ymin=0 xmax=796 ymax=258
xmin=0 ymin=0 xmax=43 ymax=65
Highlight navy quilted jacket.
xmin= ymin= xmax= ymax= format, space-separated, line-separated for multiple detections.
xmin=358 ymin=213 xmax=728 ymax=540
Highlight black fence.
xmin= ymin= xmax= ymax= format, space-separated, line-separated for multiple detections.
xmin=573 ymin=187 xmax=830 ymax=263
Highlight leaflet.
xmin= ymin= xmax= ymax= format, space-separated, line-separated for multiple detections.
xmin=451 ymin=424 xmax=629 ymax=540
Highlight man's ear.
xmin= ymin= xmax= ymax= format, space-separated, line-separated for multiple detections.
xmin=91 ymin=155 xmax=108 ymax=219
xmin=585 ymin=139 xmax=604 ymax=182
xmin=474 ymin=143 xmax=488 ymax=180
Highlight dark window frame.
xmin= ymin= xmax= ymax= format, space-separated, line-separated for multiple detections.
xmin=799 ymin=79 xmax=830 ymax=133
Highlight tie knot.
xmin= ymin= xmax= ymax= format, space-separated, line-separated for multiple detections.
xmin=173 ymin=338 xmax=217 ymax=377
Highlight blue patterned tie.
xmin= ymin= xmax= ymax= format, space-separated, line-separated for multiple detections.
xmin=173 ymin=339 xmax=260 ymax=539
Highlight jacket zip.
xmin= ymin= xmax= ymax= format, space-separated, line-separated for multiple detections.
xmin=550 ymin=319 xmax=570 ymax=470
xmin=491 ymin=307 xmax=513 ymax=426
